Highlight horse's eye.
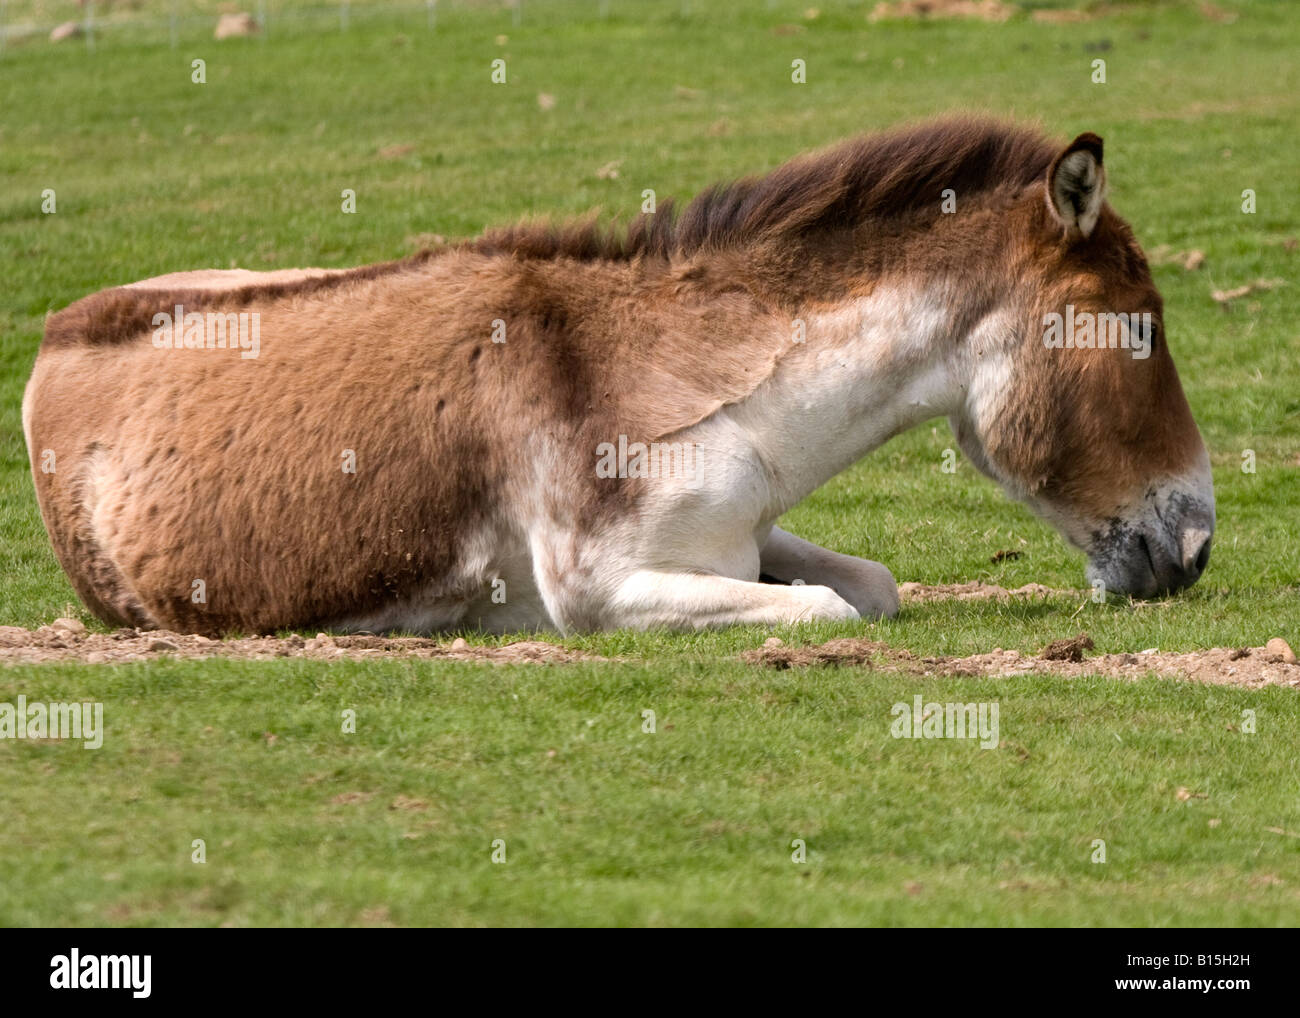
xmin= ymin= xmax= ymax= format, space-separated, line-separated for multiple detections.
xmin=1132 ymin=317 xmax=1159 ymax=350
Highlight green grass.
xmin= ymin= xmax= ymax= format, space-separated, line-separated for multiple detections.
xmin=3 ymin=657 xmax=1297 ymax=926
xmin=1 ymin=0 xmax=1298 ymax=925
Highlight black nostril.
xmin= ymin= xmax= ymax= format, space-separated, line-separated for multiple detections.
xmin=1193 ymin=535 xmax=1212 ymax=575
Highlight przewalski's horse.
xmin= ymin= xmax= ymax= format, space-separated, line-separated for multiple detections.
xmin=25 ymin=118 xmax=1214 ymax=636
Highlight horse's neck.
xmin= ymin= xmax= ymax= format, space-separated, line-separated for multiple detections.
xmin=721 ymin=279 xmax=978 ymax=512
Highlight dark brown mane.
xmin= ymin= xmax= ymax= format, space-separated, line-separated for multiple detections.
xmin=469 ymin=117 xmax=1059 ymax=262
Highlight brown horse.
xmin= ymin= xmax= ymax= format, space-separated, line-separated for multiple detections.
xmin=24 ymin=117 xmax=1213 ymax=636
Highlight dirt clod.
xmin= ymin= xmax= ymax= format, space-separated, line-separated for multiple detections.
xmin=1041 ymin=633 xmax=1095 ymax=662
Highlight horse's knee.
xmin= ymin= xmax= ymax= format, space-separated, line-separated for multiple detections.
xmin=843 ymin=559 xmax=899 ymax=620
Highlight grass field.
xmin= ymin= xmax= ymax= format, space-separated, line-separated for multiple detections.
xmin=1 ymin=0 xmax=1297 ymax=926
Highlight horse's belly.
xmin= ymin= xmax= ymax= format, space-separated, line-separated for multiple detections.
xmin=26 ymin=349 xmax=504 ymax=636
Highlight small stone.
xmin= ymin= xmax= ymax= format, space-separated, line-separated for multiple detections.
xmin=449 ymin=637 xmax=469 ymax=652
xmin=148 ymin=638 xmax=180 ymax=653
xmin=51 ymin=617 xmax=87 ymax=636
xmin=1264 ymin=638 xmax=1297 ymax=664
xmin=762 ymin=637 xmax=784 ymax=648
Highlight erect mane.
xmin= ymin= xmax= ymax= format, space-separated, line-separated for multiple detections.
xmin=470 ymin=117 xmax=1060 ymax=262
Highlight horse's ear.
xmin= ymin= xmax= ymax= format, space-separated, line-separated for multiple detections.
xmin=1046 ymin=132 xmax=1106 ymax=239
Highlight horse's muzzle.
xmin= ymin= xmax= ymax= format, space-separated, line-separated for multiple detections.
xmin=1087 ymin=497 xmax=1215 ymax=598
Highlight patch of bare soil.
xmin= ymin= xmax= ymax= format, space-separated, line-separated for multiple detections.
xmin=1211 ymin=277 xmax=1285 ymax=305
xmin=742 ymin=636 xmax=1300 ymax=688
xmin=899 ymin=581 xmax=1080 ymax=602
xmin=0 ymin=620 xmax=595 ymax=666
xmin=869 ymin=0 xmax=1017 ymax=22
xmin=1148 ymin=245 xmax=1206 ymax=271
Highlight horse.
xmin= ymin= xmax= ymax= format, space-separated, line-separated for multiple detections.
xmin=23 ymin=117 xmax=1214 ymax=636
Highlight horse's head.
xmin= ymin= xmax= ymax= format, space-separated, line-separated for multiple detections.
xmin=951 ymin=132 xmax=1214 ymax=598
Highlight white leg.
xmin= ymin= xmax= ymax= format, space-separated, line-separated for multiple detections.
xmin=759 ymin=525 xmax=899 ymax=619
xmin=604 ymin=570 xmax=860 ymax=630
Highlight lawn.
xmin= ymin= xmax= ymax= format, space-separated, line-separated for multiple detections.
xmin=0 ymin=0 xmax=1297 ymax=926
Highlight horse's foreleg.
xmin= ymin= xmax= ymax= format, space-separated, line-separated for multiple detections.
xmin=601 ymin=570 xmax=860 ymax=630
xmin=759 ymin=526 xmax=899 ymax=620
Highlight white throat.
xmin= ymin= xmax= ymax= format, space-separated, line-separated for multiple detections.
xmin=720 ymin=282 xmax=996 ymax=516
